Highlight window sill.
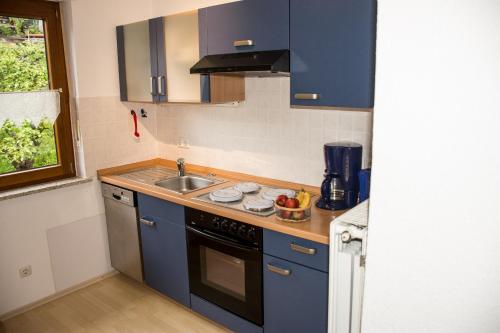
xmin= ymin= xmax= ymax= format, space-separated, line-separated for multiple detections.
xmin=0 ymin=177 xmax=93 ymax=202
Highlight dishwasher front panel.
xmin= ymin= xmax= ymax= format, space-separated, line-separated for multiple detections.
xmin=102 ymin=183 xmax=143 ymax=282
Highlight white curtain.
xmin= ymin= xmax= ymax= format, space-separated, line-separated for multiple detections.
xmin=0 ymin=89 xmax=61 ymax=125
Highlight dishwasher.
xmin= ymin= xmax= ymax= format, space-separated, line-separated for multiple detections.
xmin=101 ymin=183 xmax=143 ymax=282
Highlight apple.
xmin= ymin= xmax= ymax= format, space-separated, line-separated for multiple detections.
xmin=285 ymin=198 xmax=300 ymax=209
xmin=276 ymin=194 xmax=288 ymax=207
xmin=292 ymin=211 xmax=305 ymax=220
xmin=281 ymin=210 xmax=292 ymax=219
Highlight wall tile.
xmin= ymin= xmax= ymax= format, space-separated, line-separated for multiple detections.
xmin=77 ymin=79 xmax=372 ymax=186
xmin=78 ymin=97 xmax=157 ymax=177
xmin=158 ymin=78 xmax=373 ymax=186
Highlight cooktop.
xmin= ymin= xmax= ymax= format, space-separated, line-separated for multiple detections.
xmin=194 ymin=184 xmax=296 ymax=217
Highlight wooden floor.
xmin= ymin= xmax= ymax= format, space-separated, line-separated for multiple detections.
xmin=2 ymin=274 xmax=231 ymax=333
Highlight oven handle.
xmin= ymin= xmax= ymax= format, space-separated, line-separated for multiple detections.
xmin=186 ymin=226 xmax=260 ymax=252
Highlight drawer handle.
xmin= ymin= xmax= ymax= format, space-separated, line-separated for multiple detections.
xmin=294 ymin=93 xmax=320 ymax=100
xmin=290 ymin=243 xmax=317 ymax=255
xmin=140 ymin=218 xmax=156 ymax=228
xmin=267 ymin=264 xmax=291 ymax=276
xmin=233 ymin=39 xmax=254 ymax=47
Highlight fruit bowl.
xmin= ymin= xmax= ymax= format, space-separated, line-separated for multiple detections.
xmin=274 ymin=202 xmax=311 ymax=223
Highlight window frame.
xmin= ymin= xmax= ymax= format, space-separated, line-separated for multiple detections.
xmin=0 ymin=0 xmax=75 ymax=191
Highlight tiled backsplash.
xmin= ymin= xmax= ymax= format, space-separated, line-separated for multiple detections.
xmin=78 ymin=78 xmax=372 ymax=186
xmin=156 ymin=77 xmax=372 ymax=186
xmin=78 ymin=97 xmax=158 ymax=177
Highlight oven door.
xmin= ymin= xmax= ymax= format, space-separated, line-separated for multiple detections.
xmin=186 ymin=226 xmax=263 ymax=326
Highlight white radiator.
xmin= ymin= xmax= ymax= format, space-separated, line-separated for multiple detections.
xmin=328 ymin=200 xmax=369 ymax=333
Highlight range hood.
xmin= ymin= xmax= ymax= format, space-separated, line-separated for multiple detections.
xmin=190 ymin=50 xmax=289 ymax=77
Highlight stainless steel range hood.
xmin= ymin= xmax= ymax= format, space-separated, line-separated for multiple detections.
xmin=190 ymin=50 xmax=289 ymax=76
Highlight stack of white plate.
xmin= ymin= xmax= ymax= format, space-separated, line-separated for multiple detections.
xmin=234 ymin=182 xmax=261 ymax=194
xmin=262 ymin=188 xmax=296 ymax=201
xmin=243 ymin=198 xmax=274 ymax=212
xmin=209 ymin=188 xmax=243 ymax=203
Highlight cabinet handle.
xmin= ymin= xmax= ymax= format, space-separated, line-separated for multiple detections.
xmin=294 ymin=93 xmax=320 ymax=100
xmin=233 ymin=39 xmax=254 ymax=47
xmin=149 ymin=77 xmax=155 ymax=96
xmin=267 ymin=263 xmax=291 ymax=276
xmin=290 ymin=243 xmax=317 ymax=255
xmin=157 ymin=76 xmax=164 ymax=95
xmin=140 ymin=218 xmax=156 ymax=228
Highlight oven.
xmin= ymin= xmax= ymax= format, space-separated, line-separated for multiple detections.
xmin=186 ymin=208 xmax=263 ymax=326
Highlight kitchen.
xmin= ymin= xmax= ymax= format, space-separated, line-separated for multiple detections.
xmin=1 ymin=0 xmax=500 ymax=333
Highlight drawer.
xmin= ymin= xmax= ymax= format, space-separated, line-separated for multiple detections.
xmin=137 ymin=193 xmax=185 ymax=226
xmin=263 ymin=230 xmax=328 ymax=272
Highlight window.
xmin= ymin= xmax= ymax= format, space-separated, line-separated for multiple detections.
xmin=0 ymin=0 xmax=75 ymax=191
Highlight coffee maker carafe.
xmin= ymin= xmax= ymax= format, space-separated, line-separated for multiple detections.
xmin=316 ymin=142 xmax=362 ymax=210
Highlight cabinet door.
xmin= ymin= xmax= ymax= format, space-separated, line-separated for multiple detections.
xmin=263 ymin=255 xmax=328 ymax=333
xmin=116 ymin=19 xmax=157 ymax=102
xmin=290 ymin=0 xmax=376 ymax=108
xmin=198 ymin=9 xmax=246 ymax=104
xmin=204 ymin=0 xmax=289 ymax=55
xmin=138 ymin=194 xmax=190 ymax=307
xmin=152 ymin=17 xmax=167 ymax=103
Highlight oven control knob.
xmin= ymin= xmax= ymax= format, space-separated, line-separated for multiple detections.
xmin=237 ymin=225 xmax=246 ymax=237
xmin=221 ymin=220 xmax=230 ymax=231
xmin=211 ymin=217 xmax=220 ymax=229
xmin=247 ymin=228 xmax=256 ymax=241
xmin=229 ymin=222 xmax=238 ymax=234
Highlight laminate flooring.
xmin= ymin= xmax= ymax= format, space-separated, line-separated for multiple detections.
xmin=3 ymin=274 xmax=231 ymax=333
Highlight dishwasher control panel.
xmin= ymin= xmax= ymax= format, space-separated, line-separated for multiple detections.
xmin=101 ymin=183 xmax=136 ymax=206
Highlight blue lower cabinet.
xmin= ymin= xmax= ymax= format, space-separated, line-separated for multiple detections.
xmin=191 ymin=294 xmax=263 ymax=333
xmin=138 ymin=194 xmax=190 ymax=307
xmin=263 ymin=255 xmax=328 ymax=333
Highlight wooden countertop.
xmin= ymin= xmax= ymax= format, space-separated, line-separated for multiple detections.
xmin=98 ymin=159 xmax=346 ymax=245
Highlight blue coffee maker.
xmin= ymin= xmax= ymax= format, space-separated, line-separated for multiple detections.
xmin=316 ymin=142 xmax=363 ymax=210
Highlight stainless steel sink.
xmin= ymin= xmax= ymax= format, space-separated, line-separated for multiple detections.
xmin=155 ymin=175 xmax=221 ymax=194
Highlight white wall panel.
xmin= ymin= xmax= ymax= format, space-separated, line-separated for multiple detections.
xmin=363 ymin=1 xmax=500 ymax=332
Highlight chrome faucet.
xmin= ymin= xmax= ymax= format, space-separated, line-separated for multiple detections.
xmin=176 ymin=158 xmax=185 ymax=177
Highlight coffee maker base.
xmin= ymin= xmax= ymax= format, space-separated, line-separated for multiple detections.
xmin=315 ymin=197 xmax=347 ymax=211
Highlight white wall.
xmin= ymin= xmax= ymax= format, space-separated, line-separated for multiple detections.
xmin=362 ymin=1 xmax=500 ymax=332
xmin=0 ymin=181 xmax=110 ymax=315
xmin=151 ymin=0 xmax=236 ymax=17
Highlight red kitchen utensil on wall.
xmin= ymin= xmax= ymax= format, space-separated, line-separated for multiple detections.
xmin=130 ymin=110 xmax=140 ymax=137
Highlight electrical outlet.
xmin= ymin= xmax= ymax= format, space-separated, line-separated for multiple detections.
xmin=177 ymin=137 xmax=190 ymax=149
xmin=19 ymin=265 xmax=32 ymax=278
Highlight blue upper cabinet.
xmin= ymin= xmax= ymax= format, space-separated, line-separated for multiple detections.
xmin=290 ymin=0 xmax=377 ymax=108
xmin=137 ymin=194 xmax=190 ymax=308
xmin=201 ymin=0 xmax=289 ymax=55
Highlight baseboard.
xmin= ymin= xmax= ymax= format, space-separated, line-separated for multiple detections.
xmin=0 ymin=270 xmax=118 ymax=321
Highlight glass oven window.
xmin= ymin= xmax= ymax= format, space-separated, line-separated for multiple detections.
xmin=200 ymin=246 xmax=246 ymax=301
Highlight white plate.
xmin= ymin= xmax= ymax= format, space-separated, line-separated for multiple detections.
xmin=234 ymin=182 xmax=261 ymax=194
xmin=243 ymin=198 xmax=274 ymax=212
xmin=262 ymin=188 xmax=296 ymax=201
xmin=209 ymin=189 xmax=243 ymax=203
